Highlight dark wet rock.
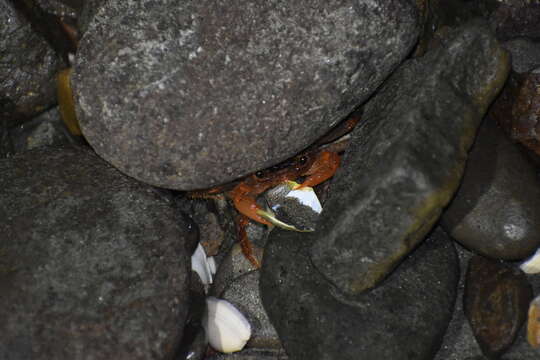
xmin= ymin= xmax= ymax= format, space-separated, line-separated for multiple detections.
xmin=463 ymin=256 xmax=532 ymax=358
xmin=72 ymin=0 xmax=419 ymax=190
xmin=36 ymin=0 xmax=80 ymax=18
xmin=211 ymin=243 xmax=262 ymax=299
xmin=0 ymin=146 xmax=190 ymax=360
xmin=434 ymin=244 xmax=479 ymax=360
xmin=502 ymin=38 xmax=540 ymax=73
xmin=490 ymin=70 xmax=540 ymax=156
xmin=435 ymin=245 xmax=540 ymax=360
xmin=413 ymin=0 xmax=495 ymax=56
xmin=310 ymin=21 xmax=509 ymax=294
xmin=220 ymin=271 xmax=281 ymax=350
xmin=205 ymin=348 xmax=288 ymax=360
xmin=0 ymin=0 xmax=63 ymax=126
xmin=77 ymin=0 xmax=104 ymax=35
xmin=260 ymin=227 xmax=459 ymax=360
xmin=442 ymin=119 xmax=540 ymax=260
xmin=489 ymin=1 xmax=540 ymax=41
xmin=5 ymin=106 xmax=82 ymax=155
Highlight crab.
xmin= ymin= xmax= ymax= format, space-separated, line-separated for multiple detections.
xmin=230 ymin=149 xmax=340 ymax=267
xmin=192 ymin=113 xmax=360 ymax=268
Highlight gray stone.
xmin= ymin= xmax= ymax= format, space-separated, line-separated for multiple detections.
xmin=0 ymin=146 xmax=191 ymax=360
xmin=6 ymin=106 xmax=81 ymax=155
xmin=0 ymin=0 xmax=63 ymax=126
xmin=260 ymin=227 xmax=459 ymax=360
xmin=205 ymin=348 xmax=288 ymax=360
xmin=72 ymin=0 xmax=419 ymax=190
xmin=502 ymin=38 xmax=540 ymax=73
xmin=221 ymin=271 xmax=282 ymax=350
xmin=442 ymin=119 xmax=540 ymax=260
xmin=310 ymin=20 xmax=510 ymax=294
xmin=434 ymin=244 xmax=540 ymax=360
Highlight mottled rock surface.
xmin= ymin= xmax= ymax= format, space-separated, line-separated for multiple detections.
xmin=310 ymin=21 xmax=509 ymax=294
xmin=0 ymin=146 xmax=191 ymax=360
xmin=435 ymin=245 xmax=540 ymax=360
xmin=490 ymin=70 xmax=540 ymax=156
xmin=442 ymin=119 xmax=540 ymax=260
xmin=0 ymin=0 xmax=63 ymax=126
xmin=502 ymin=38 xmax=540 ymax=73
xmin=220 ymin=271 xmax=281 ymax=350
xmin=72 ymin=0 xmax=419 ymax=190
xmin=261 ymin=227 xmax=459 ymax=360
xmin=464 ymin=256 xmax=532 ymax=358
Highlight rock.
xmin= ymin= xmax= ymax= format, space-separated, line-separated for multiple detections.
xmin=442 ymin=118 xmax=540 ymax=260
xmin=4 ymin=106 xmax=82 ymax=156
xmin=220 ymin=271 xmax=282 ymax=350
xmin=205 ymin=348 xmax=288 ymax=360
xmin=310 ymin=20 xmax=509 ymax=294
xmin=0 ymin=0 xmax=63 ymax=126
xmin=0 ymin=146 xmax=191 ymax=360
xmin=260 ymin=227 xmax=459 ymax=360
xmin=489 ymin=1 xmax=540 ymax=41
xmin=463 ymin=256 xmax=533 ymax=358
xmin=490 ymin=70 xmax=540 ymax=156
xmin=72 ymin=0 xmax=419 ymax=190
xmin=502 ymin=38 xmax=540 ymax=74
xmin=435 ymin=244 xmax=540 ymax=360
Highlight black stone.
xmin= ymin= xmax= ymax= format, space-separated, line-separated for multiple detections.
xmin=260 ymin=227 xmax=459 ymax=360
xmin=310 ymin=20 xmax=510 ymax=294
xmin=0 ymin=0 xmax=63 ymax=126
xmin=442 ymin=119 xmax=540 ymax=260
xmin=72 ymin=0 xmax=419 ymax=190
xmin=0 ymin=146 xmax=190 ymax=360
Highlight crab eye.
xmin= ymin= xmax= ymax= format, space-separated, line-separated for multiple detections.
xmin=299 ymin=156 xmax=308 ymax=165
xmin=255 ymin=171 xmax=264 ymax=178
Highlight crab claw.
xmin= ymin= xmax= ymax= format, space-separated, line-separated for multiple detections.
xmin=255 ymin=207 xmax=314 ymax=232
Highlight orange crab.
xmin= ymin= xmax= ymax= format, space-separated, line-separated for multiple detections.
xmin=231 ymin=149 xmax=340 ymax=267
xmin=192 ymin=112 xmax=360 ymax=267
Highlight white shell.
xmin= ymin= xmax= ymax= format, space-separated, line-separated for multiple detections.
xmin=203 ymin=297 xmax=251 ymax=353
xmin=286 ymin=185 xmax=322 ymax=214
xmin=191 ymin=244 xmax=215 ymax=285
xmin=520 ymin=247 xmax=540 ymax=274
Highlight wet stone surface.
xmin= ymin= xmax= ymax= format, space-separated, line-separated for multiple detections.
xmin=442 ymin=118 xmax=540 ymax=260
xmin=501 ymin=38 xmax=540 ymax=74
xmin=490 ymin=70 xmax=540 ymax=156
xmin=464 ymin=256 xmax=533 ymax=358
xmin=261 ymin=227 xmax=459 ymax=360
xmin=435 ymin=245 xmax=540 ymax=360
xmin=72 ymin=0 xmax=419 ymax=190
xmin=310 ymin=20 xmax=510 ymax=295
xmin=1 ymin=106 xmax=82 ymax=157
xmin=0 ymin=0 xmax=64 ymax=126
xmin=0 ymin=146 xmax=191 ymax=360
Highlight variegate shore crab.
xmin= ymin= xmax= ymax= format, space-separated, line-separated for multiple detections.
xmin=190 ymin=112 xmax=360 ymax=267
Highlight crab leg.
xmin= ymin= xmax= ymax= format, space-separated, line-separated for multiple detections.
xmin=236 ymin=215 xmax=262 ymax=268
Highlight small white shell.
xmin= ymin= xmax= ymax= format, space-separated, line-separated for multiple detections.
xmin=191 ymin=244 xmax=215 ymax=285
xmin=520 ymin=247 xmax=540 ymax=274
xmin=203 ymin=297 xmax=251 ymax=353
xmin=286 ymin=185 xmax=322 ymax=214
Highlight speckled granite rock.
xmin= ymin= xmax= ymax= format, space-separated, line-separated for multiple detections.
xmin=310 ymin=20 xmax=509 ymax=295
xmin=72 ymin=0 xmax=419 ymax=190
xmin=0 ymin=0 xmax=63 ymax=126
xmin=0 ymin=146 xmax=191 ymax=360
xmin=261 ymin=227 xmax=459 ymax=360
xmin=442 ymin=119 xmax=540 ymax=260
